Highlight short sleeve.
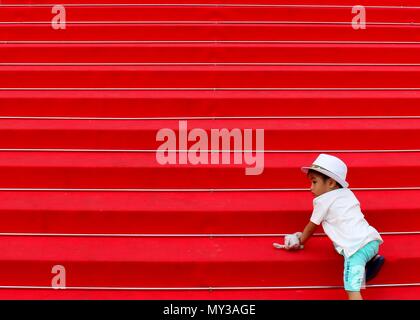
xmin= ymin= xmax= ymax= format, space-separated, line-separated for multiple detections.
xmin=310 ymin=200 xmax=328 ymax=225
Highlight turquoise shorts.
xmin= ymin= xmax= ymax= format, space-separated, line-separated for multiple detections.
xmin=342 ymin=240 xmax=381 ymax=292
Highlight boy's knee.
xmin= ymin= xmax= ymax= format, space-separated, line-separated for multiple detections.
xmin=344 ymin=263 xmax=366 ymax=292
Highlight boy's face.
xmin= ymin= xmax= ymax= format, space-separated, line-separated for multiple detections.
xmin=307 ymin=171 xmax=334 ymax=197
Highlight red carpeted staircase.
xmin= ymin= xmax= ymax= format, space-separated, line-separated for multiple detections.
xmin=0 ymin=0 xmax=420 ymax=300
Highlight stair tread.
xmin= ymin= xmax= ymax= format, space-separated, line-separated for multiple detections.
xmin=0 ymin=285 xmax=418 ymax=300
xmin=2 ymin=90 xmax=420 ymax=118
xmin=0 ymin=189 xmax=419 ymax=211
xmin=0 ymin=235 xmax=416 ymax=287
xmin=0 ymin=234 xmax=415 ymax=262
xmin=3 ymin=0 xmax=419 ymax=5
xmin=1 ymin=118 xmax=420 ymax=130
xmin=2 ymin=5 xmax=420 ymax=24
xmin=3 ymin=23 xmax=420 ymax=42
xmin=0 ymin=151 xmax=418 ymax=167
xmin=0 ymin=190 xmax=418 ymax=234
xmin=2 ymin=118 xmax=419 ymax=150
xmin=3 ymin=43 xmax=420 ymax=64
xmin=1 ymin=89 xmax=419 ymax=99
xmin=1 ymin=65 xmax=420 ymax=89
xmin=0 ymin=151 xmax=418 ymax=189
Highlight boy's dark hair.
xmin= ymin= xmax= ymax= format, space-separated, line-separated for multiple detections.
xmin=307 ymin=169 xmax=343 ymax=188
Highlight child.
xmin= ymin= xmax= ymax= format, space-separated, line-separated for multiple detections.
xmin=283 ymin=153 xmax=385 ymax=300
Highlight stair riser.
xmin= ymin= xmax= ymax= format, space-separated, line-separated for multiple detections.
xmin=0 ymin=209 xmax=417 ymax=233
xmin=2 ymin=6 xmax=420 ymax=23
xmin=0 ymin=164 xmax=418 ymax=188
xmin=0 ymin=119 xmax=419 ymax=149
xmin=2 ymin=0 xmax=419 ymax=5
xmin=1 ymin=92 xmax=420 ymax=117
xmin=3 ymin=44 xmax=420 ymax=63
xmin=0 ymin=256 xmax=416 ymax=287
xmin=2 ymin=24 xmax=420 ymax=41
xmin=0 ymin=286 xmax=419 ymax=300
xmin=2 ymin=67 xmax=420 ymax=88
xmin=0 ymin=190 xmax=417 ymax=233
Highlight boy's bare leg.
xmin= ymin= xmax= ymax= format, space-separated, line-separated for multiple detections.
xmin=347 ymin=291 xmax=363 ymax=300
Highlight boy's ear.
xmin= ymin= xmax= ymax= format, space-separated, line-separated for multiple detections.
xmin=327 ymin=177 xmax=338 ymax=188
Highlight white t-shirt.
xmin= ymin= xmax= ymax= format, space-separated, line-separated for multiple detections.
xmin=310 ymin=188 xmax=383 ymax=258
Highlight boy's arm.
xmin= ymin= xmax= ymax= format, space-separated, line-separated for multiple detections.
xmin=299 ymin=221 xmax=318 ymax=245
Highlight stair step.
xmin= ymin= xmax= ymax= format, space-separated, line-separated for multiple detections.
xmin=0 ymin=190 xmax=418 ymax=234
xmin=1 ymin=65 xmax=420 ymax=88
xmin=0 ymin=118 xmax=419 ymax=150
xmin=1 ymin=90 xmax=419 ymax=117
xmin=0 ymin=152 xmax=418 ymax=188
xmin=2 ymin=1 xmax=420 ymax=8
xmin=2 ymin=5 xmax=420 ymax=23
xmin=0 ymin=234 xmax=415 ymax=287
xmin=0 ymin=285 xmax=419 ymax=300
xmin=3 ymin=24 xmax=420 ymax=42
xmin=3 ymin=44 xmax=420 ymax=64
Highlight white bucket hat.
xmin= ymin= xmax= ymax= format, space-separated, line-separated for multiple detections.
xmin=301 ymin=154 xmax=349 ymax=188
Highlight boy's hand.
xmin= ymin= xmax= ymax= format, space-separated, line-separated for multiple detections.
xmin=273 ymin=242 xmax=304 ymax=250
xmin=284 ymin=232 xmax=302 ymax=250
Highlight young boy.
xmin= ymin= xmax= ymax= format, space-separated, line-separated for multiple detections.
xmin=283 ymin=153 xmax=385 ymax=300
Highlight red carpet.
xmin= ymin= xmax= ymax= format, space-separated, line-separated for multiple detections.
xmin=0 ymin=0 xmax=419 ymax=299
